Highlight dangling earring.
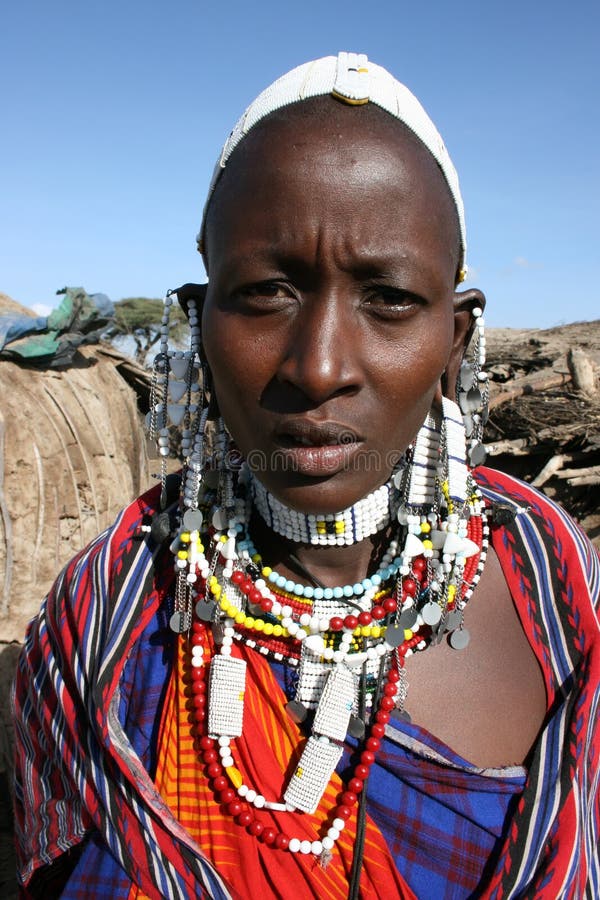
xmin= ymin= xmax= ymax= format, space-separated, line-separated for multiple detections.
xmin=147 ymin=291 xmax=207 ymax=509
xmin=456 ymin=307 xmax=488 ymax=467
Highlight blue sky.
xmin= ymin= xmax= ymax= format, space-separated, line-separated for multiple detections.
xmin=1 ymin=0 xmax=598 ymax=327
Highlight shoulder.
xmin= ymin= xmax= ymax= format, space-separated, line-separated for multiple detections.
xmin=474 ymin=465 xmax=600 ymax=644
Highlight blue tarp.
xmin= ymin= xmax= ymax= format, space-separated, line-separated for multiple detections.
xmin=0 ymin=287 xmax=114 ymax=367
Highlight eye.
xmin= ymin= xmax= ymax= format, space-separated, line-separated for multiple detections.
xmin=362 ymin=285 xmax=425 ymax=318
xmin=232 ymin=280 xmax=296 ymax=312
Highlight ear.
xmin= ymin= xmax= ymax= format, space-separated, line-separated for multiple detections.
xmin=442 ymin=287 xmax=486 ymax=398
xmin=174 ymin=282 xmax=207 ymax=318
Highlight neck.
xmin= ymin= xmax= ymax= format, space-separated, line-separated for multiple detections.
xmin=248 ymin=511 xmax=390 ymax=589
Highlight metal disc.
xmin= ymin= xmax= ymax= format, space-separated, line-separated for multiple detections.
xmin=466 ymin=387 xmax=483 ymax=411
xmin=169 ymin=610 xmax=191 ymax=634
xmin=285 ymin=700 xmax=308 ymax=724
xmin=398 ymin=608 xmax=418 ymax=629
xmin=391 ymin=708 xmax=412 ymax=724
xmin=469 ymin=442 xmax=487 ymax=466
xmin=150 ymin=511 xmax=171 ymax=544
xmin=183 ymin=509 xmax=204 ymax=531
xmin=449 ymin=627 xmax=471 ymax=650
xmin=445 ymin=609 xmax=463 ymax=631
xmin=195 ymin=599 xmax=216 ymax=622
xmin=348 ymin=715 xmax=366 ymax=739
xmin=421 ymin=602 xmax=442 ymax=626
xmin=384 ymin=625 xmax=405 ymax=648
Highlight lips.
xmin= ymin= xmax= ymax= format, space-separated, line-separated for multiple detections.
xmin=273 ymin=419 xmax=364 ymax=476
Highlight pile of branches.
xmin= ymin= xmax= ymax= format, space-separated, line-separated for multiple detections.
xmin=484 ymin=320 xmax=600 ymax=544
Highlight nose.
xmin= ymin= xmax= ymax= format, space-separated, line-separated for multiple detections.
xmin=275 ymin=293 xmax=361 ymax=405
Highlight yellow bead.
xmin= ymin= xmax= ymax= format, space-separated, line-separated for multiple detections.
xmin=371 ymin=626 xmax=382 ymax=639
xmin=180 ymin=532 xmax=190 ymax=543
xmin=254 ymin=619 xmax=265 ymax=632
xmin=235 ymin=611 xmax=246 ymax=625
xmin=404 ymin=629 xmax=413 ymax=640
xmin=448 ymin=585 xmax=456 ymax=599
xmin=263 ymin=622 xmax=274 ymax=636
xmin=334 ymin=521 xmax=345 ymax=534
xmin=177 ymin=550 xmax=188 ymax=560
xmin=226 ymin=766 xmax=244 ymax=789
xmin=262 ymin=566 xmax=272 ymax=577
xmin=422 ymin=539 xmax=433 ymax=550
xmin=245 ymin=617 xmax=255 ymax=630
xmin=252 ymin=553 xmax=261 ymax=563
xmin=361 ymin=626 xmax=371 ymax=637
xmin=198 ymin=543 xmax=204 ymax=553
xmin=420 ymin=522 xmax=431 ymax=533
xmin=212 ymin=585 xmax=222 ymax=598
xmin=272 ymin=624 xmax=283 ymax=637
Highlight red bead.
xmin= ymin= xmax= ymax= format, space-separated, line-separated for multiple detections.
xmin=358 ymin=611 xmax=372 ymax=626
xmin=248 ymin=821 xmax=264 ymax=837
xmin=354 ymin=764 xmax=370 ymax=780
xmin=207 ymin=762 xmax=222 ymax=779
xmin=344 ymin=615 xmax=359 ymax=631
xmin=261 ymin=598 xmax=273 ymax=613
xmin=191 ymin=667 xmax=205 ymax=682
xmin=403 ymin=577 xmax=417 ymax=596
xmin=275 ymin=834 xmax=290 ymax=850
xmin=212 ymin=775 xmax=228 ymax=791
xmin=249 ymin=588 xmax=262 ymax=604
xmin=342 ymin=791 xmax=357 ymax=806
xmin=199 ymin=736 xmax=215 ymax=750
xmin=202 ymin=749 xmax=218 ymax=764
xmin=361 ymin=751 xmax=375 ymax=766
xmin=227 ymin=800 xmax=243 ymax=817
xmin=261 ymin=827 xmax=277 ymax=845
xmin=330 ymin=617 xmax=344 ymax=632
xmin=231 ymin=570 xmax=244 ymax=584
xmin=380 ymin=697 xmax=395 ymax=711
xmin=348 ymin=778 xmax=364 ymax=794
xmin=193 ymin=694 xmax=206 ymax=708
xmin=383 ymin=597 xmax=398 ymax=613
xmin=375 ymin=711 xmax=390 ymax=725
xmin=219 ymin=789 xmax=236 ymax=804
xmin=193 ymin=709 xmax=206 ymax=723
xmin=371 ymin=606 xmax=386 ymax=621
xmin=387 ymin=668 xmax=400 ymax=683
xmin=383 ymin=683 xmax=397 ymax=697
xmin=412 ymin=557 xmax=426 ymax=573
xmin=371 ymin=723 xmax=385 ymax=738
xmin=366 ymin=737 xmax=380 ymax=752
xmin=236 ymin=810 xmax=253 ymax=827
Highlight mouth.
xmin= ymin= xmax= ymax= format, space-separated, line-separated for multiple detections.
xmin=273 ymin=420 xmax=364 ymax=476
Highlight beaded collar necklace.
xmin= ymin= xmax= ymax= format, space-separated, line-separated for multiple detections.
xmin=168 ymin=464 xmax=488 ymax=866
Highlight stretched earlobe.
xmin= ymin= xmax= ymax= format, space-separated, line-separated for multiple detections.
xmin=175 ymin=282 xmax=207 ymax=318
xmin=443 ymin=288 xmax=486 ymax=398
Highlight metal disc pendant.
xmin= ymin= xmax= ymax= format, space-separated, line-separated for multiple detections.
xmin=348 ymin=715 xmax=365 ymax=739
xmin=169 ymin=610 xmax=191 ymax=634
xmin=391 ymin=707 xmax=412 ymax=723
xmin=421 ymin=602 xmax=442 ymax=626
xmin=195 ymin=599 xmax=216 ymax=622
xmin=150 ymin=511 xmax=171 ymax=544
xmin=285 ymin=700 xmax=308 ymax=724
xmin=384 ymin=624 xmax=405 ymax=648
xmin=183 ymin=509 xmax=204 ymax=531
xmin=469 ymin=442 xmax=487 ymax=466
xmin=445 ymin=609 xmax=463 ymax=631
xmin=397 ymin=608 xmax=418 ymax=629
xmin=449 ymin=627 xmax=471 ymax=650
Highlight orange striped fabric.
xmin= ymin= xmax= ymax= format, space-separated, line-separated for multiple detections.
xmin=130 ymin=633 xmax=414 ymax=899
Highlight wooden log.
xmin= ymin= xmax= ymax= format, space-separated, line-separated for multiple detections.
xmin=532 ymin=454 xmax=567 ymax=487
xmin=567 ymin=347 xmax=597 ymax=397
xmin=488 ymin=371 xmax=571 ymax=411
xmin=485 ymin=438 xmax=530 ymax=456
xmin=555 ymin=464 xmax=600 ymax=482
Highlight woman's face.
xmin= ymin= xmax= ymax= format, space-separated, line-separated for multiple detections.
xmin=202 ymin=101 xmax=476 ymax=513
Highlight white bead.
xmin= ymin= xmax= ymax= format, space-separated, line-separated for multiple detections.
xmin=328 ymin=827 xmax=340 ymax=841
xmin=311 ymin=841 xmax=323 ymax=856
xmin=322 ymin=836 xmax=335 ymax=851
xmin=246 ymin=789 xmax=256 ymax=803
xmin=254 ymin=794 xmax=266 ymax=808
xmin=289 ymin=838 xmax=301 ymax=853
xmin=332 ymin=817 xmax=345 ymax=831
xmin=300 ymin=840 xmax=312 ymax=855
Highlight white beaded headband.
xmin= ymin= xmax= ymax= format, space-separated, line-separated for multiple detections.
xmin=197 ymin=51 xmax=468 ymax=279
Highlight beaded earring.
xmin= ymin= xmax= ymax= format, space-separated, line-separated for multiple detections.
xmin=457 ymin=307 xmax=488 ymax=467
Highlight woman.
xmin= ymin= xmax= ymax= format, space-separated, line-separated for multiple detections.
xmin=14 ymin=53 xmax=599 ymax=899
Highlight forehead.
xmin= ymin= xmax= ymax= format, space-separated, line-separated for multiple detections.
xmin=204 ymin=96 xmax=460 ymax=270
